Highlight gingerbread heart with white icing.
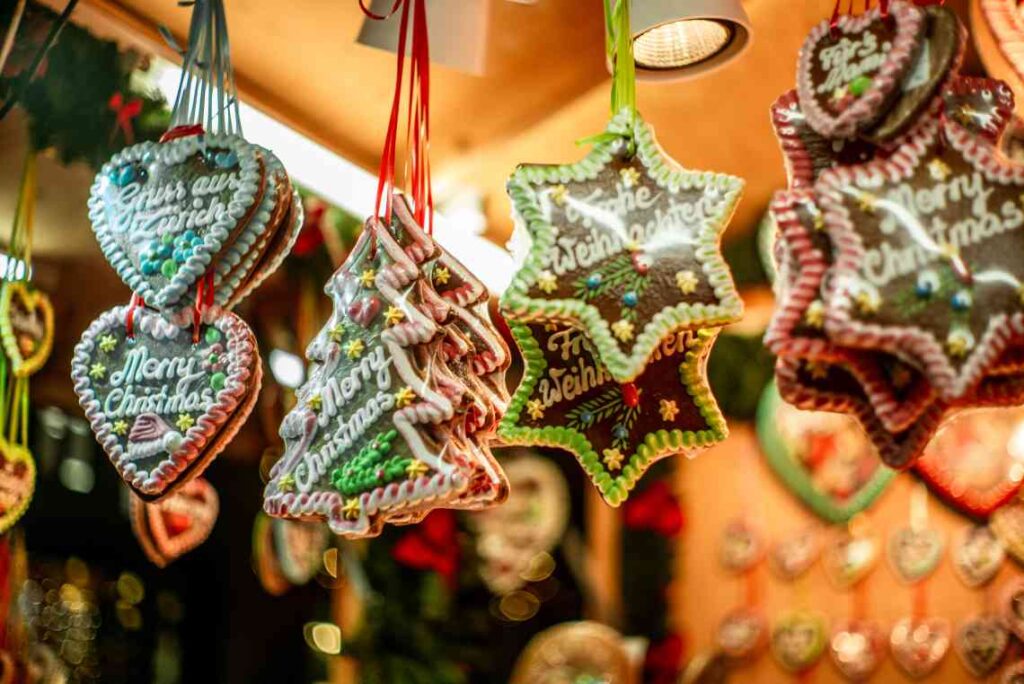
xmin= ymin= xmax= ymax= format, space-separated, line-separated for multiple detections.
xmin=890 ymin=617 xmax=950 ymax=678
xmin=131 ymin=477 xmax=219 ymax=567
xmin=87 ymin=134 xmax=263 ymax=310
xmin=716 ymin=607 xmax=767 ymax=660
xmin=999 ymin=577 xmax=1024 ymax=640
xmin=72 ymin=306 xmax=260 ymax=500
xmin=887 ymin=525 xmax=944 ymax=584
xmin=0 ymin=283 xmax=53 ymax=377
xmin=822 ymin=528 xmax=879 ymax=589
xmin=991 ymin=500 xmax=1024 ymax=564
xmin=272 ymin=518 xmax=329 ymax=585
xmin=772 ymin=611 xmax=827 ymax=673
xmin=797 ymin=0 xmax=925 ymax=138
xmin=0 ymin=442 xmax=34 ymax=534
xmin=955 ymin=615 xmax=1008 ymax=677
xmin=829 ymin=619 xmax=885 ymax=680
xmin=953 ymin=525 xmax=1005 ymax=589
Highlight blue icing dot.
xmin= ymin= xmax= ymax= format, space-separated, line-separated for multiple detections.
xmin=183 ymin=230 xmax=197 ymax=242
xmin=622 ymin=291 xmax=638 ymax=308
xmin=191 ymin=236 xmax=203 ymax=248
xmin=141 ymin=261 xmax=157 ymax=275
xmin=612 ymin=425 xmax=628 ymax=440
xmin=951 ymin=290 xmax=972 ymax=312
xmin=580 ymin=411 xmax=595 ymax=426
xmin=214 ymin=150 xmax=238 ymax=168
xmin=110 ymin=164 xmax=135 ymax=187
xmin=158 ymin=243 xmax=173 ymax=258
xmin=586 ymin=274 xmax=602 ymax=290
xmin=149 ymin=239 xmax=161 ymax=251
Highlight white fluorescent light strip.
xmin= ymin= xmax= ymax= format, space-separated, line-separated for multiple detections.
xmin=154 ymin=63 xmax=514 ymax=293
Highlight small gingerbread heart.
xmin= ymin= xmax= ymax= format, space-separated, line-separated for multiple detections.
xmin=952 ymin=525 xmax=1005 ymax=588
xmin=772 ymin=611 xmax=827 ymax=673
xmin=829 ymin=619 xmax=885 ymax=681
xmin=999 ymin=577 xmax=1024 ymax=640
xmin=130 ymin=477 xmax=219 ymax=567
xmin=770 ymin=527 xmax=821 ymax=581
xmin=823 ymin=528 xmax=879 ymax=589
xmin=954 ymin=615 xmax=1008 ymax=677
xmin=0 ymin=283 xmax=53 ymax=377
xmin=887 ymin=525 xmax=944 ymax=584
xmin=890 ymin=617 xmax=950 ymax=678
xmin=0 ymin=441 xmax=35 ymax=535
xmin=991 ymin=500 xmax=1024 ymax=564
xmin=716 ymin=607 xmax=768 ymax=660
xmin=720 ymin=519 xmax=765 ymax=573
xmin=272 ymin=518 xmax=329 ymax=585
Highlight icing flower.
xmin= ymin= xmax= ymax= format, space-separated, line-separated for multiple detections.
xmin=915 ymin=270 xmax=940 ymax=299
xmin=611 ymin=319 xmax=634 ymax=342
xmin=676 ymin=270 xmax=698 ymax=295
xmin=928 ymin=158 xmax=951 ymax=181
xmin=342 ymin=498 xmax=362 ymax=521
xmin=433 ymin=266 xmax=450 ymax=285
xmin=946 ymin=327 xmax=975 ymax=357
xmin=384 ymin=306 xmax=405 ymax=327
xmin=549 ymin=184 xmax=569 ymax=206
xmin=175 ymin=413 xmax=195 ymax=431
xmin=804 ymin=300 xmax=825 ymax=329
xmin=536 ymin=271 xmax=557 ymax=294
xmin=99 ymin=335 xmax=118 ymax=353
xmin=602 ymin=448 xmax=625 ymax=471
xmin=659 ymin=399 xmax=679 ymax=422
xmin=405 ymin=460 xmax=429 ymax=479
xmin=620 ymin=167 xmax=641 ymax=188
xmin=344 ymin=339 xmax=365 ymax=359
xmin=359 ymin=268 xmax=376 ymax=289
xmin=328 ymin=324 xmax=346 ymax=343
xmin=526 ymin=399 xmax=545 ymax=420
xmin=112 ymin=420 xmax=129 ymax=436
xmin=394 ymin=386 xmax=416 ymax=409
xmin=89 ymin=363 xmax=106 ymax=380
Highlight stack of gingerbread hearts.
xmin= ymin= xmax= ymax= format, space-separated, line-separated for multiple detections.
xmin=767 ymin=0 xmax=1024 ymax=468
xmin=72 ymin=0 xmax=297 ymax=545
xmin=262 ymin=193 xmax=510 ymax=538
xmin=497 ymin=108 xmax=745 ymax=506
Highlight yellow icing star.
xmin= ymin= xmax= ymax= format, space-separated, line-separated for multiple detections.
xmin=89 ymin=363 xmax=106 ymax=379
xmin=394 ymin=386 xmax=416 ymax=409
xmin=946 ymin=329 xmax=974 ymax=358
xmin=602 ymin=448 xmax=624 ymax=471
xmin=804 ymin=300 xmax=825 ymax=329
xmin=855 ymin=291 xmax=880 ymax=315
xmin=544 ymin=322 xmax=559 ymax=332
xmin=938 ymin=240 xmax=960 ymax=261
xmin=856 ymin=191 xmax=877 ymax=214
xmin=99 ymin=335 xmax=117 ymax=353
xmin=277 ymin=473 xmax=296 ymax=492
xmin=611 ymin=319 xmax=634 ymax=342
xmin=928 ymin=158 xmax=951 ymax=181
xmin=624 ymin=240 xmax=640 ymax=253
xmin=537 ymin=270 xmax=557 ymax=294
xmin=359 ymin=268 xmax=376 ymax=288
xmin=550 ymin=184 xmax=569 ymax=206
xmin=328 ymin=324 xmax=346 ymax=343
xmin=405 ymin=460 xmax=429 ymax=479
xmin=345 ymin=339 xmax=365 ymax=359
xmin=175 ymin=413 xmax=195 ymax=431
xmin=526 ymin=399 xmax=545 ymax=420
xmin=620 ymin=167 xmax=641 ymax=188
xmin=676 ymin=270 xmax=698 ymax=295
xmin=342 ymin=498 xmax=361 ymax=521
xmin=112 ymin=420 xmax=128 ymax=436
xmin=659 ymin=399 xmax=679 ymax=422
xmin=307 ymin=393 xmax=323 ymax=412
xmin=805 ymin=361 xmax=829 ymax=381
xmin=831 ymin=87 xmax=847 ymax=103
xmin=384 ymin=306 xmax=405 ymax=327
xmin=433 ymin=266 xmax=451 ymax=285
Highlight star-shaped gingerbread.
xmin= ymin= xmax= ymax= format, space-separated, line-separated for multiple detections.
xmin=502 ymin=110 xmax=744 ymax=382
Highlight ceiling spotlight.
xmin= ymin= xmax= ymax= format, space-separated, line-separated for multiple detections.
xmin=356 ymin=0 xmax=491 ymax=75
xmin=625 ymin=0 xmax=752 ymax=81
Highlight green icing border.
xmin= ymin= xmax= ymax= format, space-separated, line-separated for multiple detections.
xmin=501 ymin=109 xmax=745 ymax=382
xmin=498 ymin=321 xmax=728 ymax=506
xmin=756 ymin=381 xmax=895 ymax=524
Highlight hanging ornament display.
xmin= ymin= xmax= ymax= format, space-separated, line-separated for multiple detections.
xmin=757 ymin=381 xmax=895 ymax=523
xmin=829 ymin=619 xmax=885 ymax=681
xmin=498 ymin=0 xmax=743 ymax=505
xmin=953 ymin=615 xmax=1009 ymax=678
xmin=74 ymin=0 xmax=299 ymax=501
xmin=767 ymin=0 xmax=1024 ymax=469
xmin=952 ymin=525 xmax=1005 ymax=589
xmin=130 ymin=477 xmax=219 ymax=567
xmin=890 ymin=617 xmax=951 ymax=678
xmin=771 ymin=611 xmax=827 ymax=673
xmin=264 ymin=0 xmax=508 ymax=538
xmin=508 ymin=622 xmax=633 ymax=684
xmin=468 ymin=450 xmax=569 ymax=596
xmin=915 ymin=406 xmax=1024 ymax=518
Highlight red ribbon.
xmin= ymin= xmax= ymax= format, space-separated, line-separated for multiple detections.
xmin=391 ymin=509 xmax=460 ymax=587
xmin=193 ymin=271 xmax=214 ymax=344
xmin=160 ymin=124 xmax=205 ymax=143
xmin=643 ymin=633 xmax=686 ymax=684
xmin=108 ymin=92 xmax=142 ymax=145
xmin=125 ymin=292 xmax=144 ymax=338
xmin=623 ymin=481 xmax=685 ymax=538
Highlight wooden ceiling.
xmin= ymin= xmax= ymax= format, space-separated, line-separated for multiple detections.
xmin=29 ymin=0 xmax=982 ymax=250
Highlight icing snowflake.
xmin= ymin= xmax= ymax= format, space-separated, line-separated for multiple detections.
xmin=526 ymin=399 xmax=545 ymax=420
xmin=676 ymin=270 xmax=699 ymax=295
xmin=602 ymin=448 xmax=624 ymax=471
xmin=433 ymin=266 xmax=450 ymax=285
xmin=344 ymin=339 xmax=365 ymax=359
xmin=89 ymin=363 xmax=106 ymax=379
xmin=384 ymin=306 xmax=405 ymax=326
xmin=946 ymin=327 xmax=975 ymax=357
xmin=394 ymin=386 xmax=416 ymax=409
xmin=98 ymin=335 xmax=117 ymax=353
xmin=175 ymin=414 xmax=195 ymax=431
xmin=359 ymin=268 xmax=376 ymax=288
xmin=804 ymin=300 xmax=825 ymax=329
xmin=537 ymin=271 xmax=557 ymax=294
xmin=659 ymin=399 xmax=679 ymax=422
xmin=611 ymin=319 xmax=634 ymax=342
xmin=405 ymin=460 xmax=429 ymax=478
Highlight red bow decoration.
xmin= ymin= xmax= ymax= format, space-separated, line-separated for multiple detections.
xmin=108 ymin=92 xmax=142 ymax=145
xmin=623 ymin=481 xmax=684 ymax=538
xmin=291 ymin=200 xmax=326 ymax=258
xmin=643 ymin=633 xmax=686 ymax=684
xmin=391 ymin=510 xmax=460 ymax=588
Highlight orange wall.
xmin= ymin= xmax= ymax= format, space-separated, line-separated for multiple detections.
xmin=676 ymin=424 xmax=1024 ymax=683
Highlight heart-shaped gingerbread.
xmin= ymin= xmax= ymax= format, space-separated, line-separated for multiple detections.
xmin=797 ymin=0 xmax=926 ymax=138
xmin=0 ymin=442 xmax=35 ymax=534
xmin=955 ymin=615 xmax=1008 ymax=677
xmin=999 ymin=577 xmax=1024 ymax=640
xmin=272 ymin=518 xmax=329 ymax=585
xmin=916 ymin=407 xmax=1024 ymax=518
xmin=887 ymin=525 xmax=944 ymax=584
xmin=130 ymin=477 xmax=219 ymax=567
xmin=72 ymin=306 xmax=260 ymax=500
xmin=720 ymin=519 xmax=764 ymax=573
xmin=716 ymin=607 xmax=767 ymax=659
xmin=953 ymin=525 xmax=1005 ymax=588
xmin=0 ymin=283 xmax=53 ymax=377
xmin=87 ymin=134 xmax=263 ymax=310
xmin=770 ymin=527 xmax=821 ymax=581
xmin=890 ymin=617 xmax=950 ymax=678
xmin=991 ymin=500 xmax=1024 ymax=564
xmin=829 ymin=619 xmax=885 ymax=680
xmin=822 ymin=528 xmax=879 ymax=589
xmin=772 ymin=611 xmax=827 ymax=673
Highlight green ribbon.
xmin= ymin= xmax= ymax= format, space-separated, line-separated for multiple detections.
xmin=575 ymin=0 xmax=637 ymax=150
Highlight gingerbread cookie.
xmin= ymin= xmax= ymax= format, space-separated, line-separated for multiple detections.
xmin=0 ymin=283 xmax=53 ymax=377
xmin=130 ymin=477 xmax=219 ymax=567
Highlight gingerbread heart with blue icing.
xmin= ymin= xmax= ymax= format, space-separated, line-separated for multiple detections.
xmin=87 ymin=134 xmax=264 ymax=310
xmin=72 ymin=306 xmax=260 ymax=500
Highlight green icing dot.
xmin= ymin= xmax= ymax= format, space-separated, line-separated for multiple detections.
xmin=848 ymin=75 xmax=872 ymax=97
xmin=161 ymin=259 xmax=178 ymax=277
xmin=210 ymin=372 xmax=226 ymax=391
xmin=204 ymin=327 xmax=222 ymax=344
xmin=161 ymin=233 xmax=175 ymax=245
